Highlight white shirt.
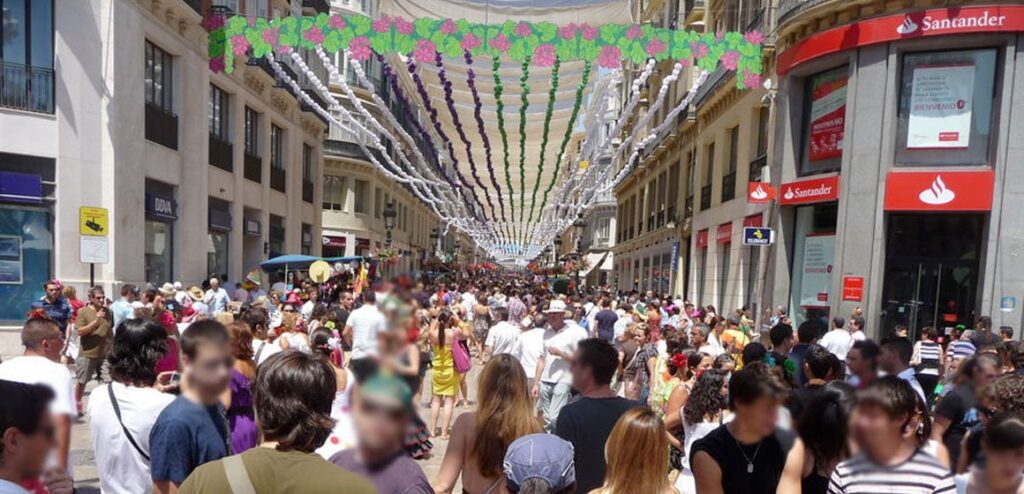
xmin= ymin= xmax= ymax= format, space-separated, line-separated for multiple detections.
xmin=820 ymin=328 xmax=854 ymax=361
xmin=539 ymin=321 xmax=588 ymax=384
xmin=613 ymin=317 xmax=631 ymax=342
xmin=897 ymin=367 xmax=927 ymax=403
xmin=486 ymin=321 xmax=521 ymax=358
xmin=204 ymin=287 xmax=231 ymax=314
xmin=460 ymin=293 xmax=477 ymax=321
xmin=301 ymin=301 xmax=316 ymax=321
xmin=0 ymin=480 xmax=29 ymax=494
xmin=88 ymin=382 xmax=175 ymax=494
xmin=851 ymin=329 xmax=866 ymax=342
xmin=251 ymin=339 xmax=282 ymax=366
xmin=519 ymin=328 xmax=546 ymax=377
xmin=347 ymin=304 xmax=387 ymax=359
xmin=233 ymin=287 xmax=249 ymax=302
xmin=0 ymin=356 xmax=77 ymax=418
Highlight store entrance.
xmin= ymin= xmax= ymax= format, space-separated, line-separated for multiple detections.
xmin=881 ymin=214 xmax=984 ymax=340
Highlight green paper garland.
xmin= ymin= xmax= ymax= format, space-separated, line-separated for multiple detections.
xmin=517 ymin=57 xmax=531 ymax=245
xmin=525 ymin=57 xmax=560 ymax=236
xmin=493 ymin=57 xmax=515 ymax=245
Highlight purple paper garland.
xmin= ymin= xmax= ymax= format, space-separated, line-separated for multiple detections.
xmin=464 ymin=50 xmax=510 ymax=235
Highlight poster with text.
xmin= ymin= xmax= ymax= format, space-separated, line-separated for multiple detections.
xmin=807 ymin=69 xmax=848 ymax=162
xmin=0 ymin=235 xmax=23 ymax=284
xmin=799 ymin=234 xmax=834 ymax=307
xmin=907 ymin=63 xmax=975 ymax=149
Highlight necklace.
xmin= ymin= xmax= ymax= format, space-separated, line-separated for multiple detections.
xmin=730 ymin=431 xmax=762 ymax=474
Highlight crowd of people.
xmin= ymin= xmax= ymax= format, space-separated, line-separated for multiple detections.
xmin=2 ymin=273 xmax=1024 ymax=494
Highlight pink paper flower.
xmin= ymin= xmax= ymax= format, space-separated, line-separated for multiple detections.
xmin=715 ymin=30 xmax=724 ymax=42
xmin=209 ymin=56 xmax=225 ymax=72
xmin=533 ymin=44 xmax=556 ymax=67
xmin=395 ymin=17 xmax=414 ymax=35
xmin=744 ymin=30 xmax=765 ymax=45
xmin=490 ymin=33 xmax=511 ymax=53
xmin=349 ymin=36 xmax=372 ymax=61
xmin=679 ymin=57 xmax=691 ymax=67
xmin=720 ymin=50 xmax=739 ymax=70
xmin=460 ymin=33 xmax=481 ymax=51
xmin=261 ymin=27 xmax=280 ymax=47
xmin=204 ymin=14 xmax=225 ymax=30
xmin=413 ymin=39 xmax=437 ymax=64
xmin=248 ymin=17 xmax=256 ymax=27
xmin=597 ymin=45 xmax=621 ymax=69
xmin=277 ymin=45 xmax=292 ymax=55
xmin=514 ymin=22 xmax=532 ymax=37
xmin=696 ymin=43 xmax=708 ymax=58
xmin=626 ymin=25 xmax=643 ymax=40
xmin=230 ymin=34 xmax=250 ymax=56
xmin=304 ymin=26 xmax=325 ymax=44
xmin=440 ymin=19 xmax=458 ymax=35
xmin=581 ymin=23 xmax=599 ymax=41
xmin=645 ymin=38 xmax=667 ymax=56
xmin=328 ymin=14 xmax=346 ymax=30
xmin=372 ymin=15 xmax=391 ymax=33
xmin=743 ymin=70 xmax=762 ymax=89
xmin=558 ymin=23 xmax=577 ymax=40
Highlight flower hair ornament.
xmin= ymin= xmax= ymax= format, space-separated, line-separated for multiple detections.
xmin=671 ymin=352 xmax=688 ymax=370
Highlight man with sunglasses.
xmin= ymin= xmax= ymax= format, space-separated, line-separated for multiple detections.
xmin=0 ymin=318 xmax=76 ymax=477
xmin=150 ymin=320 xmax=233 ymax=494
xmin=330 ymin=375 xmax=432 ymax=494
xmin=74 ymin=286 xmax=112 ymax=411
xmin=30 ymin=281 xmax=72 ymax=336
xmin=0 ymin=380 xmax=73 ymax=494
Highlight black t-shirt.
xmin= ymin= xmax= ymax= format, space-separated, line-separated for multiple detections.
xmin=934 ymin=384 xmax=980 ymax=468
xmin=689 ymin=425 xmax=796 ymax=494
xmin=594 ymin=309 xmax=618 ymax=341
xmin=555 ymin=396 xmax=639 ymax=494
xmin=787 ymin=383 xmax=826 ymax=422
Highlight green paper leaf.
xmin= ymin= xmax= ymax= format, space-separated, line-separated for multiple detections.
xmin=443 ymin=37 xmax=462 ymax=59
xmin=349 ymin=15 xmax=371 ymax=35
xmin=501 ymin=20 xmax=516 ymax=36
xmin=523 ymin=35 xmax=540 ymax=53
xmin=394 ymin=35 xmax=415 ymax=55
xmin=315 ymin=13 xmax=328 ymax=28
xmin=414 ymin=18 xmax=434 ymax=38
xmin=556 ymin=40 xmax=576 ymax=60
xmin=456 ymin=19 xmax=471 ymax=32
xmin=580 ymin=42 xmax=600 ymax=61
xmin=599 ymin=24 xmax=619 ymax=44
xmin=370 ymin=34 xmax=391 ymax=54
xmin=508 ymin=39 xmax=526 ymax=60
xmin=228 ymin=16 xmax=248 ymax=32
xmin=323 ymin=31 xmax=341 ymax=53
xmin=537 ymin=22 xmax=557 ymax=42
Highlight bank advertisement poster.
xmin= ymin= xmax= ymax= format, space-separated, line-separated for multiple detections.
xmin=0 ymin=235 xmax=23 ymax=284
xmin=907 ymin=63 xmax=975 ymax=149
xmin=807 ymin=69 xmax=848 ymax=162
xmin=800 ymin=234 xmax=834 ymax=307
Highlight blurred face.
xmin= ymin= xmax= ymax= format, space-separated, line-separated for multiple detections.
xmin=973 ymin=362 xmax=1000 ymax=389
xmin=2 ymin=411 xmax=55 ymax=480
xmin=547 ymin=311 xmax=565 ymax=328
xmin=735 ymin=396 xmax=780 ymax=437
xmin=984 ymin=446 xmax=1024 ymax=488
xmin=690 ymin=328 xmax=706 ymax=347
xmin=44 ymin=283 xmax=61 ymax=301
xmin=694 ymin=356 xmax=713 ymax=374
xmin=852 ymin=404 xmax=904 ymax=454
xmin=720 ymin=379 xmax=730 ymax=397
xmin=183 ymin=340 xmax=233 ymax=400
xmin=847 ymin=348 xmax=872 ymax=376
xmin=89 ymin=290 xmax=106 ymax=308
xmin=211 ymin=279 xmax=220 ymax=290
xmin=353 ymin=396 xmax=407 ymax=453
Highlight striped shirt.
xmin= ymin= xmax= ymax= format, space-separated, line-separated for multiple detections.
xmin=916 ymin=341 xmax=942 ymax=376
xmin=828 ymin=449 xmax=955 ymax=494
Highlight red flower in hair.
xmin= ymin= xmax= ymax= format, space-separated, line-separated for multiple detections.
xmin=671 ymin=352 xmax=688 ymax=370
xmin=26 ymin=308 xmax=52 ymax=322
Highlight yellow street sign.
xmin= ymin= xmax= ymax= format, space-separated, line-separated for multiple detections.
xmin=80 ymin=207 xmax=108 ymax=236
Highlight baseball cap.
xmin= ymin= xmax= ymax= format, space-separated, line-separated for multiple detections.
xmin=503 ymin=433 xmax=575 ymax=492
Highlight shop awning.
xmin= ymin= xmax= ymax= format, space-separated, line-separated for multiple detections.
xmin=259 ymin=255 xmax=321 ymax=270
xmin=583 ymin=251 xmax=610 ymax=278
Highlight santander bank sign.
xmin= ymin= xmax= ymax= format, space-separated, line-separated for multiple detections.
xmin=895 ymin=10 xmax=1007 ymax=35
xmin=779 ymin=176 xmax=840 ymax=206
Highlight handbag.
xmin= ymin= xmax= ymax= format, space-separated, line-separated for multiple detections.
xmin=452 ymin=339 xmax=472 ymax=374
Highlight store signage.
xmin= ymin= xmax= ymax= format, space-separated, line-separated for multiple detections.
xmin=717 ymin=222 xmax=733 ymax=244
xmin=800 ymin=234 xmax=835 ymax=307
xmin=322 ymin=235 xmax=346 ymax=248
xmin=0 ymin=172 xmax=42 ymax=204
xmin=79 ymin=207 xmax=108 ymax=236
xmin=669 ymin=241 xmax=679 ymax=280
xmin=779 ymin=175 xmax=840 ymax=205
xmin=842 ymin=276 xmax=865 ymax=302
xmin=779 ymin=5 xmax=1024 ymax=74
xmin=747 ymin=182 xmax=777 ymax=203
xmin=883 ymin=170 xmax=994 ymax=211
xmin=244 ymin=219 xmax=261 ymax=236
xmin=742 ymin=227 xmax=775 ymax=246
xmin=907 ymin=63 xmax=975 ymax=149
xmin=145 ymin=194 xmax=178 ymax=221
xmin=696 ymin=229 xmax=709 ymax=249
xmin=807 ymin=68 xmax=848 ymax=162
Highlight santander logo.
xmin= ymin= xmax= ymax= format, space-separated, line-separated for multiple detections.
xmin=750 ymin=184 xmax=769 ymax=200
xmin=896 ymin=17 xmax=919 ymax=34
xmin=896 ymin=11 xmax=1007 ymax=36
xmin=918 ymin=175 xmax=956 ymax=205
xmin=783 ymin=188 xmax=795 ymax=201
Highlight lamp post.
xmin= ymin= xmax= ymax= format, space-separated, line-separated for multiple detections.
xmin=382 ymin=200 xmax=397 ymax=247
xmin=553 ymin=238 xmax=562 ymax=266
xmin=573 ymin=213 xmax=587 ymax=290
xmin=429 ymin=227 xmax=439 ymax=256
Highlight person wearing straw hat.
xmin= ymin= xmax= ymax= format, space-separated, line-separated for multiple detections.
xmin=532 ymin=299 xmax=588 ymax=432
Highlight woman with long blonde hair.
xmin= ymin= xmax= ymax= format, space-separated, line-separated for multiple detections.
xmin=434 ymin=354 xmax=543 ymax=494
xmin=592 ymin=407 xmax=678 ymax=494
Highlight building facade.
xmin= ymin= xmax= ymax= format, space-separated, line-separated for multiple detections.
xmin=0 ymin=0 xmax=326 ymax=322
xmin=768 ymin=0 xmax=1024 ymax=336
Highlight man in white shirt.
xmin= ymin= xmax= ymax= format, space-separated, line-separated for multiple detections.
xmin=460 ymin=288 xmax=478 ymax=322
xmin=344 ymin=291 xmax=387 ymax=382
xmin=0 ymin=318 xmax=77 ymax=474
xmin=203 ymin=277 xmax=231 ymax=315
xmin=532 ymin=300 xmax=589 ymax=432
xmin=0 ymin=380 xmax=73 ymax=494
xmin=300 ymin=289 xmax=318 ymax=322
xmin=518 ymin=317 xmax=546 ymax=388
xmin=484 ymin=307 xmax=520 ymax=361
xmin=849 ymin=316 xmax=867 ymax=342
xmin=820 ymin=316 xmax=854 ymax=363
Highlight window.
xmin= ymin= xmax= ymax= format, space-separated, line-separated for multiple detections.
xmin=895 ymin=48 xmax=998 ymax=166
xmin=354 ymin=179 xmax=369 ymax=214
xmin=144 ymin=41 xmax=173 ymax=111
xmin=668 ymin=161 xmax=680 ymax=220
xmin=701 ymin=142 xmax=714 ymax=211
xmin=0 ymin=0 xmax=54 ymax=113
xmin=270 ymin=125 xmax=284 ymax=170
xmin=242 ymin=0 xmax=268 ymax=18
xmin=722 ymin=126 xmax=738 ymax=202
xmin=244 ymin=107 xmax=260 ymax=156
xmin=718 ymin=244 xmax=730 ymax=311
xmin=209 ymin=85 xmax=229 ymax=140
xmin=301 ymin=223 xmax=312 ymax=255
xmin=697 ymin=247 xmax=707 ymax=299
xmin=374 ymin=187 xmax=383 ymax=218
xmin=755 ymin=106 xmax=770 ymax=158
xmin=302 ymin=144 xmax=314 ymax=203
xmin=323 ymin=176 xmax=347 ymax=211
xmin=268 ymin=215 xmax=285 ymax=256
xmin=800 ymin=66 xmax=847 ymax=175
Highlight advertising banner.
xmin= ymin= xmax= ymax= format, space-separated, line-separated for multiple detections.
xmin=907 ymin=63 xmax=975 ymax=149
xmin=807 ymin=69 xmax=848 ymax=162
xmin=883 ymin=170 xmax=994 ymax=211
xmin=800 ymin=234 xmax=835 ymax=307
xmin=0 ymin=235 xmax=23 ymax=284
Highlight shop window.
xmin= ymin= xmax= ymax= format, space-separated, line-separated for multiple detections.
xmin=799 ymin=66 xmax=848 ymax=176
xmin=789 ymin=203 xmax=838 ymax=327
xmin=145 ymin=221 xmax=173 ymax=283
xmin=0 ymin=206 xmax=52 ymax=323
xmin=895 ymin=48 xmax=998 ymax=166
xmin=207 ymin=231 xmax=228 ymax=279
xmin=718 ymin=245 xmax=730 ymax=311
xmin=697 ymin=248 xmax=708 ymax=300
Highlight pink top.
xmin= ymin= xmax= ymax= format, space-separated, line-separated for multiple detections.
xmin=155 ymin=337 xmax=179 ymax=374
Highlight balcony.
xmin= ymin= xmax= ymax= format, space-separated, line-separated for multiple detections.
xmin=700 ymin=185 xmax=712 ymax=211
xmin=182 ymin=0 xmax=202 ymax=15
xmin=0 ymin=61 xmax=54 ymax=114
xmin=302 ymin=0 xmax=330 ymax=14
xmin=302 ymin=181 xmax=314 ymax=203
xmin=778 ymin=0 xmax=828 ymax=27
xmin=750 ymin=154 xmax=767 ymax=183
xmin=209 ymin=135 xmax=233 ymax=172
xmin=244 ymin=153 xmax=262 ymax=183
xmin=721 ymin=172 xmax=736 ymax=203
xmin=270 ymin=167 xmax=286 ymax=193
xmin=145 ymin=103 xmax=178 ymax=150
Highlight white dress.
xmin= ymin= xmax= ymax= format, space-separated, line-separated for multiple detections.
xmin=282 ymin=332 xmax=311 ymax=353
xmin=675 ymin=413 xmax=733 ymax=494
xmin=315 ymin=368 xmax=357 ymax=460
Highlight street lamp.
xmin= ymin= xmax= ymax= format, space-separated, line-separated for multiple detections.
xmin=382 ymin=200 xmax=397 ymax=247
xmin=429 ymin=227 xmax=439 ymax=255
xmin=454 ymin=240 xmax=461 ymax=260
xmin=573 ymin=213 xmax=587 ymax=290
xmin=553 ymin=238 xmax=562 ymax=263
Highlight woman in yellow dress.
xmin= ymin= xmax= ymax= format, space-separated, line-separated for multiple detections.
xmin=429 ymin=309 xmax=467 ymax=439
